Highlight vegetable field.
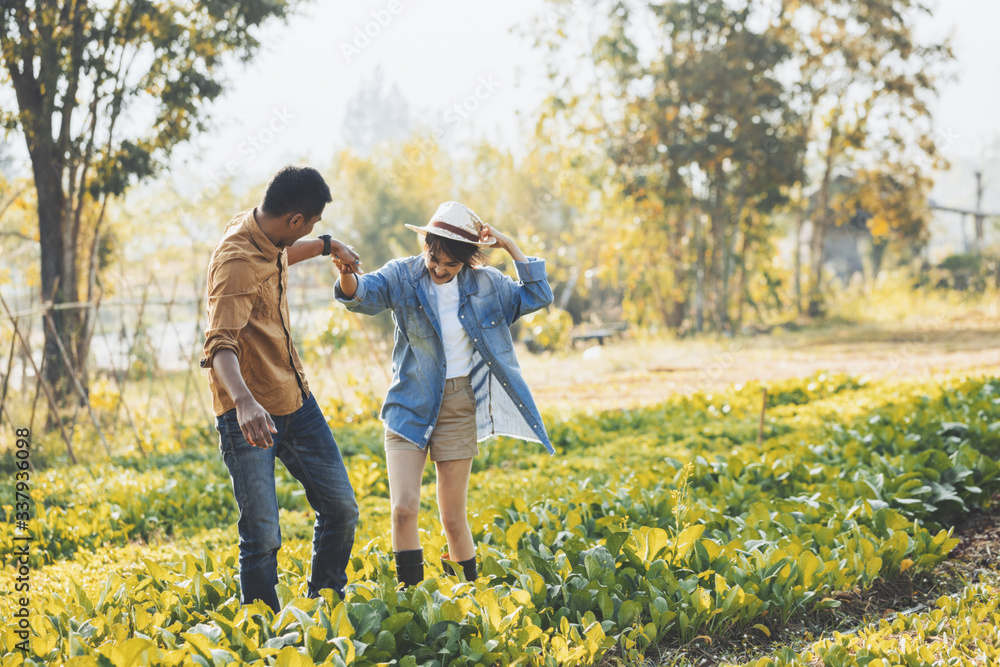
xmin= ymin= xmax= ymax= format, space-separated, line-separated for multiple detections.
xmin=3 ymin=372 xmax=1000 ymax=666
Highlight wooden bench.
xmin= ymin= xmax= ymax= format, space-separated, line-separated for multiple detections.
xmin=571 ymin=322 xmax=627 ymax=346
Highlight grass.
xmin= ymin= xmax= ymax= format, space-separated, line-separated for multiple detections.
xmin=4 ymin=283 xmax=1000 ymax=665
xmin=5 ymin=370 xmax=1000 ymax=665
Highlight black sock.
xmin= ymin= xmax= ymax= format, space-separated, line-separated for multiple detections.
xmin=394 ymin=549 xmax=424 ymax=588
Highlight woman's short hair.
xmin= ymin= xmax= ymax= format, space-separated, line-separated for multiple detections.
xmin=423 ymin=232 xmax=486 ymax=267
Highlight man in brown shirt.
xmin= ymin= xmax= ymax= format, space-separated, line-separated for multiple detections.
xmin=202 ymin=165 xmax=361 ymax=611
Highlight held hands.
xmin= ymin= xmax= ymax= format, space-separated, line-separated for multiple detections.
xmin=330 ymin=239 xmax=363 ymax=275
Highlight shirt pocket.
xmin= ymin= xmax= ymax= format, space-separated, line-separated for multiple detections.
xmin=254 ymin=273 xmax=278 ymax=321
xmin=478 ymin=309 xmax=512 ymax=352
xmin=403 ymin=297 xmax=436 ymax=339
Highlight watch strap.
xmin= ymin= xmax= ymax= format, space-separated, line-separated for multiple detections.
xmin=319 ymin=234 xmax=332 ymax=256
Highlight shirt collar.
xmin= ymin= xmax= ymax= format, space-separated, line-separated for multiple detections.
xmin=457 ymin=263 xmax=479 ymax=295
xmin=241 ymin=208 xmax=282 ymax=262
xmin=407 ymin=256 xmax=479 ymax=296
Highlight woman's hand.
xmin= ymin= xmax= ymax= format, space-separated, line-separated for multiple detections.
xmin=331 ymin=240 xmax=363 ymax=275
xmin=480 ymin=224 xmax=527 ymax=262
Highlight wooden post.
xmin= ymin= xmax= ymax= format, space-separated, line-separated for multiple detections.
xmin=147 ymin=275 xmax=181 ymax=440
xmin=0 ymin=293 xmax=78 ymax=464
xmin=0 ymin=320 xmax=17 ymax=430
xmin=93 ymin=309 xmax=146 ymax=457
xmin=757 ymin=388 xmax=768 ymax=448
xmin=975 ymin=170 xmax=985 ymax=252
xmin=42 ymin=307 xmax=113 ymax=457
xmin=28 ymin=360 xmax=43 ymax=439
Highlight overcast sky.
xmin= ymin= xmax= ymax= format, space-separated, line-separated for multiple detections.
xmin=170 ymin=0 xmax=999 ymax=188
xmin=171 ymin=0 xmax=548 ymax=189
xmin=2 ymin=0 xmax=996 ymax=204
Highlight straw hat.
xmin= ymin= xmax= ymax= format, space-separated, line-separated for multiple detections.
xmin=405 ymin=201 xmax=496 ymax=247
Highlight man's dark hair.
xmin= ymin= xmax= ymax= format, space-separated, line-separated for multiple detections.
xmin=260 ymin=166 xmax=332 ymax=218
xmin=424 ymin=232 xmax=486 ymax=267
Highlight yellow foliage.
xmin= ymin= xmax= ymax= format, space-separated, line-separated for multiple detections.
xmin=866 ymin=214 xmax=890 ymax=238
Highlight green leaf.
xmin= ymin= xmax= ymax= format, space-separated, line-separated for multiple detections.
xmin=674 ymin=525 xmax=706 ymax=562
xmin=618 ymin=600 xmax=641 ymax=626
xmin=643 ymin=527 xmax=670 ymax=561
xmin=348 ymin=604 xmax=381 ymax=638
xmin=381 ymin=611 xmax=413 ymax=635
xmin=506 ymin=521 xmax=533 ymax=551
xmin=598 ymin=592 xmax=614 ymax=621
xmin=275 ymin=645 xmax=313 ymax=667
xmin=605 ymin=531 xmax=630 ymax=557
xmin=373 ymin=630 xmax=395 ymax=653
xmin=799 ymin=551 xmax=821 ymax=588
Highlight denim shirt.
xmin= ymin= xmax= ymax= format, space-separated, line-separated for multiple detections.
xmin=334 ymin=255 xmax=555 ymax=454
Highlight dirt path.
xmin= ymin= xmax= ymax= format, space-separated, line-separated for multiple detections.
xmin=521 ymin=324 xmax=1000 ymax=410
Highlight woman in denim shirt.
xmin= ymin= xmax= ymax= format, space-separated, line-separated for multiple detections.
xmin=334 ymin=201 xmax=553 ymax=588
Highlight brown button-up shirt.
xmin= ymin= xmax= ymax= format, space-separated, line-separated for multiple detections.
xmin=201 ymin=208 xmax=310 ymax=416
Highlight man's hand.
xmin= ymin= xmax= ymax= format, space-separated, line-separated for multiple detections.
xmin=235 ymin=395 xmax=278 ymax=448
xmin=211 ymin=349 xmax=277 ymax=448
xmin=330 ymin=240 xmax=363 ymax=275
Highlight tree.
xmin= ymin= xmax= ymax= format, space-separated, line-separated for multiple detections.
xmin=0 ymin=0 xmax=296 ymax=401
xmin=788 ymin=0 xmax=952 ymax=315
xmin=537 ymin=0 xmax=805 ymax=333
xmin=341 ymin=66 xmax=413 ymax=156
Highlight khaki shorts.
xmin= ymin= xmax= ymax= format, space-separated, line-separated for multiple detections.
xmin=385 ymin=375 xmax=479 ymax=462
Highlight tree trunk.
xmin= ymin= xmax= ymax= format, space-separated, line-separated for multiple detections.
xmin=694 ymin=212 xmax=706 ymax=334
xmin=808 ymin=107 xmax=842 ymax=318
xmin=870 ymin=239 xmax=887 ymax=278
xmin=794 ymin=204 xmax=805 ymax=315
xmin=716 ymin=209 xmax=732 ymax=333
xmin=709 ymin=200 xmax=726 ymax=332
xmin=723 ymin=187 xmax=747 ymax=333
xmin=75 ymin=213 xmax=108 ymax=397
xmin=30 ymin=148 xmax=77 ymax=402
xmin=669 ymin=213 xmax=687 ymax=329
xmin=734 ymin=213 xmax=752 ymax=331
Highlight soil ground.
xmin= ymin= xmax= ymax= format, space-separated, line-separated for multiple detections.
xmin=519 ymin=323 xmax=1000 ymax=411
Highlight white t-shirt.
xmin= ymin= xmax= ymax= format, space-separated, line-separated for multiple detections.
xmin=431 ymin=276 xmax=474 ymax=379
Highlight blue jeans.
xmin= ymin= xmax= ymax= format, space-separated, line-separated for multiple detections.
xmin=215 ymin=393 xmax=358 ymax=611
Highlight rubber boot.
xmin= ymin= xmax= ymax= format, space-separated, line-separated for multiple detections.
xmin=394 ymin=549 xmax=424 ymax=589
xmin=441 ymin=552 xmax=478 ymax=582
xmin=458 ymin=556 xmax=477 ymax=582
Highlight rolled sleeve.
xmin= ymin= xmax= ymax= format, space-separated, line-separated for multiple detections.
xmin=334 ymin=262 xmax=400 ymax=316
xmin=514 ymin=257 xmax=547 ymax=282
xmin=492 ymin=257 xmax=554 ymax=325
xmin=201 ymin=259 xmax=256 ymax=368
xmin=334 ymin=277 xmax=368 ymax=306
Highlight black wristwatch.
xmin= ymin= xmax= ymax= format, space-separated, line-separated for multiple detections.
xmin=319 ymin=234 xmax=332 ymax=256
